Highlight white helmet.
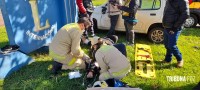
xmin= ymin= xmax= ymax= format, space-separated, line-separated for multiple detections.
xmin=89 ymin=36 xmax=100 ymax=46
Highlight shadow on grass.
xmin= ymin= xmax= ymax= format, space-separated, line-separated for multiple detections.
xmin=95 ymin=30 xmax=153 ymax=44
xmin=182 ymin=28 xmax=200 ymax=37
xmin=3 ymin=61 xmax=87 ymax=90
xmin=115 ymin=31 xmax=153 ymax=44
xmin=154 ymin=60 xmax=177 ymax=70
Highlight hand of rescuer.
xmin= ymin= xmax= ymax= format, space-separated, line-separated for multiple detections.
xmin=87 ymin=71 xmax=94 ymax=78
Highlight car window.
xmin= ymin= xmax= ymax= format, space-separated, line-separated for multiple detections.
xmin=140 ymin=0 xmax=161 ymax=10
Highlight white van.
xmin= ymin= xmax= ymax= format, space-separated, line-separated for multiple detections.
xmin=91 ymin=0 xmax=166 ymax=43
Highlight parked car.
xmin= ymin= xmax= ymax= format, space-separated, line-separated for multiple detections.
xmin=91 ymin=0 xmax=165 ymax=43
xmin=184 ymin=0 xmax=200 ymax=27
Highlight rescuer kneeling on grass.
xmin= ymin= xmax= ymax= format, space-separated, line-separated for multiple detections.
xmin=86 ymin=38 xmax=131 ymax=81
xmin=49 ymin=17 xmax=91 ymax=75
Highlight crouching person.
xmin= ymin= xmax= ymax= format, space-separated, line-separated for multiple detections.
xmin=81 ymin=35 xmax=118 ymax=46
xmin=49 ymin=17 xmax=91 ymax=75
xmin=87 ymin=40 xmax=131 ymax=81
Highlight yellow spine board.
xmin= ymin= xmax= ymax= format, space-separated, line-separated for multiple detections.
xmin=135 ymin=44 xmax=156 ymax=78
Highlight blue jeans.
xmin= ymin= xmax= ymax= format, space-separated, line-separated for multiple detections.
xmin=107 ymin=15 xmax=119 ymax=36
xmin=113 ymin=43 xmax=127 ymax=57
xmin=164 ymin=28 xmax=182 ymax=62
xmin=124 ymin=21 xmax=134 ymax=44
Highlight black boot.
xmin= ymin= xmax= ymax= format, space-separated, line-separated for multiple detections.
xmin=51 ymin=61 xmax=62 ymax=75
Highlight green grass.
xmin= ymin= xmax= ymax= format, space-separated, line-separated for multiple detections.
xmin=0 ymin=26 xmax=8 ymax=47
xmin=1 ymin=1 xmax=200 ymax=89
xmin=92 ymin=0 xmax=107 ymax=6
xmin=141 ymin=0 xmax=161 ymax=9
xmin=0 ymin=26 xmax=200 ymax=90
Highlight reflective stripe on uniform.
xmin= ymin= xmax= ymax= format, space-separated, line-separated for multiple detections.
xmin=68 ymin=57 xmax=77 ymax=66
xmin=50 ymin=50 xmax=77 ymax=66
xmin=63 ymin=23 xmax=81 ymax=31
xmin=111 ymin=65 xmax=131 ymax=77
xmin=49 ymin=50 xmax=66 ymax=61
xmin=100 ymin=45 xmax=112 ymax=52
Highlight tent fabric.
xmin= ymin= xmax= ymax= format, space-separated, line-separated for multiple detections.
xmin=0 ymin=51 xmax=34 ymax=79
xmin=0 ymin=0 xmax=78 ymax=53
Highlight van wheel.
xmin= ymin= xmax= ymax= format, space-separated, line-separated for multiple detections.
xmin=148 ymin=27 xmax=164 ymax=43
xmin=184 ymin=14 xmax=198 ymax=28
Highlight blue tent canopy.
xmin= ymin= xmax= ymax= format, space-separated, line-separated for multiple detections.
xmin=0 ymin=0 xmax=78 ymax=53
xmin=0 ymin=51 xmax=34 ymax=79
